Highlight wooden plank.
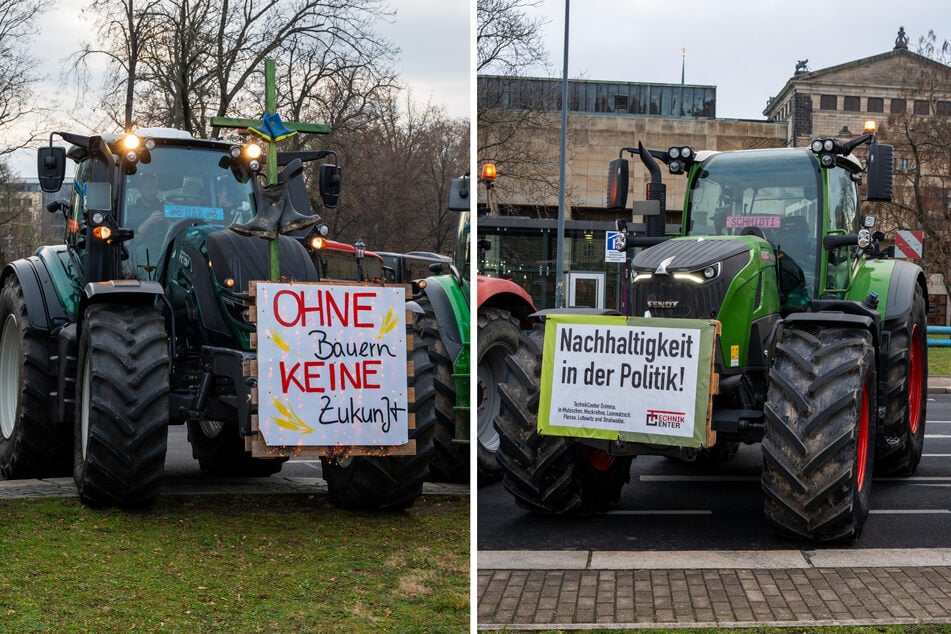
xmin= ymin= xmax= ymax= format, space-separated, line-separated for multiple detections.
xmin=250 ymin=438 xmax=416 ymax=458
xmin=704 ymin=321 xmax=722 ymax=448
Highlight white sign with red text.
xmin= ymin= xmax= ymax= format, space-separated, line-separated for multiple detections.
xmin=255 ymin=283 xmax=408 ymax=447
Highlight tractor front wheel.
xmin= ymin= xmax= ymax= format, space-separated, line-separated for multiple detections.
xmin=0 ymin=275 xmax=71 ymax=478
xmin=494 ymin=323 xmax=586 ymax=514
xmin=321 ymin=326 xmax=436 ymax=510
xmin=187 ymin=419 xmax=287 ymax=477
xmin=762 ymin=327 xmax=876 ymax=541
xmin=74 ymin=304 xmax=170 ymax=507
xmin=477 ymin=307 xmax=520 ymax=484
xmin=876 ymin=283 xmax=927 ymax=476
xmin=415 ymin=296 xmax=468 ymax=483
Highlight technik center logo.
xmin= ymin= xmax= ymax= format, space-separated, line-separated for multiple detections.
xmin=645 ymin=409 xmax=686 ymax=427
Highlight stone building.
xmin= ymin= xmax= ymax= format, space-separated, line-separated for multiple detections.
xmin=763 ymin=28 xmax=951 ymax=148
xmin=477 ymin=29 xmax=951 ymax=317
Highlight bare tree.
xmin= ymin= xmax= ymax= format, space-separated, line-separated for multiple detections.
xmin=477 ymin=0 xmax=547 ymax=75
xmin=73 ymin=0 xmax=164 ymax=130
xmin=477 ymin=0 xmax=563 ymax=214
xmin=0 ymin=0 xmax=44 ymax=153
xmin=319 ymin=93 xmax=468 ymax=254
xmin=80 ymin=0 xmax=397 ymax=138
xmin=880 ymin=30 xmax=951 ymax=296
xmin=0 ymin=163 xmax=42 ymax=265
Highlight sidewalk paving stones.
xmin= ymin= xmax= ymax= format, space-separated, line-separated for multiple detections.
xmin=478 ymin=564 xmax=951 ymax=629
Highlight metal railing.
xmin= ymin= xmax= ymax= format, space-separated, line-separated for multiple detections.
xmin=927 ymin=325 xmax=951 ymax=347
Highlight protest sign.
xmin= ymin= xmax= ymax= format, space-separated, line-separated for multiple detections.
xmin=538 ymin=314 xmax=719 ymax=448
xmin=252 ymin=282 xmax=410 ymax=452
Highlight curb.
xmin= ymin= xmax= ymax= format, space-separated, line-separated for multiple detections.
xmin=0 ymin=476 xmax=469 ymax=500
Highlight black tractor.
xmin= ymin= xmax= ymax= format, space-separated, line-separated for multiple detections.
xmin=0 ymin=128 xmax=434 ymax=509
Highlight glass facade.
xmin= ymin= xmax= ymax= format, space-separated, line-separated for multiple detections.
xmin=478 ymin=76 xmax=716 ymax=119
xmin=477 ymin=219 xmax=625 ymax=310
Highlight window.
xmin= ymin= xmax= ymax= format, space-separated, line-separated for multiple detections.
xmin=915 ymin=100 xmax=930 ymax=116
xmin=819 ymin=95 xmax=837 ymax=110
xmin=938 ymin=101 xmax=951 ymax=116
xmin=891 ymin=99 xmax=907 ymax=114
xmin=867 ymin=97 xmax=884 ymax=113
xmin=843 ymin=96 xmax=860 ymax=111
xmin=613 ymin=94 xmax=628 ymax=111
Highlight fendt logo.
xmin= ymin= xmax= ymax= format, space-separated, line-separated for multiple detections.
xmin=646 ymin=299 xmax=679 ymax=309
xmin=645 ymin=409 xmax=686 ymax=428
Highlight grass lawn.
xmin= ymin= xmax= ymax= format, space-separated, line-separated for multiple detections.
xmin=929 ymin=340 xmax=951 ymax=375
xmin=0 ymin=493 xmax=468 ymax=633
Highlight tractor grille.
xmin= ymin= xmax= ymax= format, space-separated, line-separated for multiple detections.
xmin=631 ymin=250 xmax=749 ymax=319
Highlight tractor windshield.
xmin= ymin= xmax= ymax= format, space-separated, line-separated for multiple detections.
xmin=455 ymin=211 xmax=470 ymax=279
xmin=686 ymin=148 xmax=822 ymax=296
xmin=123 ymin=146 xmax=254 ymax=280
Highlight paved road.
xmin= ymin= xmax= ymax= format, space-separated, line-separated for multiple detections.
xmin=0 ymin=425 xmax=468 ymax=499
xmin=477 ymin=391 xmax=951 ymax=629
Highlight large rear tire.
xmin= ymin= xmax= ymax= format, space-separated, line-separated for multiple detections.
xmin=876 ymin=284 xmax=927 ymax=476
xmin=414 ymin=296 xmax=468 ymax=483
xmin=477 ymin=307 xmax=520 ymax=484
xmin=762 ymin=327 xmax=876 ymax=541
xmin=186 ymin=419 xmax=287 ymax=477
xmin=321 ymin=325 xmax=436 ymax=510
xmin=74 ymin=304 xmax=169 ymax=507
xmin=0 ymin=275 xmax=71 ymax=478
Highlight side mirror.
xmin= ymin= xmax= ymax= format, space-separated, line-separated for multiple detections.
xmin=448 ymin=176 xmax=470 ymax=211
xmin=606 ymin=158 xmax=629 ymax=210
xmin=319 ymin=163 xmax=341 ymax=209
xmin=866 ymin=143 xmax=893 ymax=202
xmin=37 ymin=146 xmax=66 ymax=193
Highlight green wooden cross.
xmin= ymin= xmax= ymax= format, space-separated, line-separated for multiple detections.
xmin=210 ymin=58 xmax=331 ymax=281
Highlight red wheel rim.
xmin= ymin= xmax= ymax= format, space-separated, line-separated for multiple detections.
xmin=587 ymin=447 xmax=616 ymax=471
xmin=857 ymin=381 xmax=870 ymax=492
xmin=908 ymin=324 xmax=923 ymax=435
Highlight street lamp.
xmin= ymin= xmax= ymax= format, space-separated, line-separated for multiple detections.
xmin=354 ymin=238 xmax=366 ymax=281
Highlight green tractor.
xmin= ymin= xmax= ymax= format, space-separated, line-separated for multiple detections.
xmin=0 ymin=128 xmax=434 ymax=509
xmin=494 ymin=126 xmax=927 ymax=541
xmin=409 ymin=175 xmax=472 ymax=483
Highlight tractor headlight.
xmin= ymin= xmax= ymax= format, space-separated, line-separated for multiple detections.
xmin=672 ymin=262 xmax=720 ymax=284
xmin=120 ymin=134 xmax=141 ymax=151
xmin=667 ymin=146 xmax=694 ymax=174
xmin=243 ymin=142 xmax=262 ymax=160
xmin=90 ymin=211 xmax=105 ymax=225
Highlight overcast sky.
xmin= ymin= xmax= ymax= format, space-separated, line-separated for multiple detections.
xmin=523 ymin=0 xmax=951 ymax=120
xmin=8 ymin=0 xmax=469 ymax=176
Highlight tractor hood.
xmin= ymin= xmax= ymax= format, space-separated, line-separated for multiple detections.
xmin=627 ymin=236 xmax=767 ymax=321
xmin=631 ymin=236 xmax=753 ymax=273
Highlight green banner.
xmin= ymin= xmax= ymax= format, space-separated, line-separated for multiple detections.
xmin=538 ymin=315 xmax=719 ymax=448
